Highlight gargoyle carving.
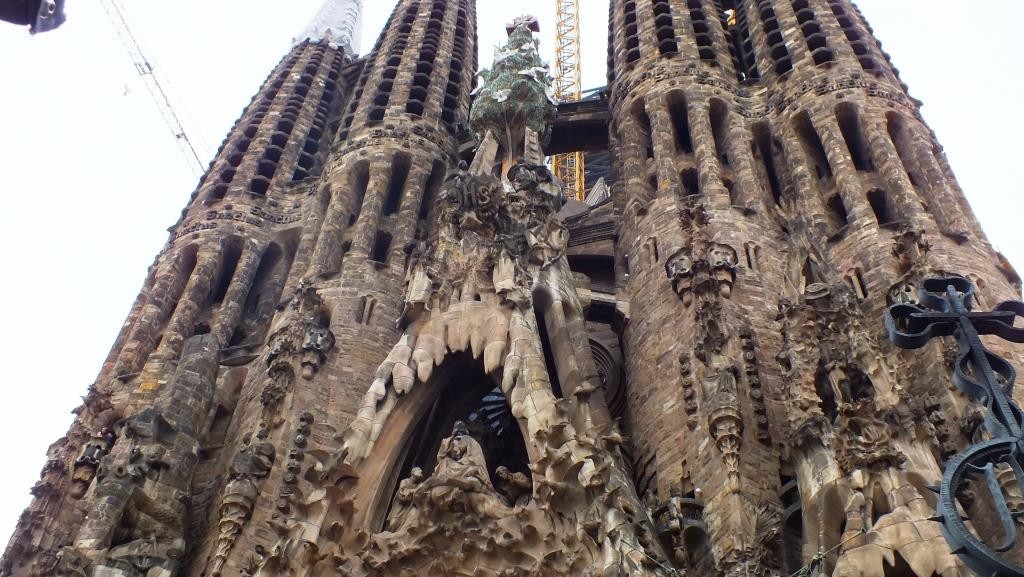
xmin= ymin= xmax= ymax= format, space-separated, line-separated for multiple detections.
xmin=70 ymin=428 xmax=115 ymax=499
xmin=666 ymin=242 xmax=738 ymax=305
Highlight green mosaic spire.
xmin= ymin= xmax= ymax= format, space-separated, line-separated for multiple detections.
xmin=469 ymin=20 xmax=556 ymax=159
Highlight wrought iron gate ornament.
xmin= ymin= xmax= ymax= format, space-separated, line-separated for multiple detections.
xmin=886 ymin=276 xmax=1024 ymax=576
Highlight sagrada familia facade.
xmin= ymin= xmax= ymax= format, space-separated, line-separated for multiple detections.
xmin=3 ymin=0 xmax=1023 ymax=576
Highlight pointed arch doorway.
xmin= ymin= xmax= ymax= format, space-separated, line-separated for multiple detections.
xmin=354 ymin=353 xmax=534 ymax=531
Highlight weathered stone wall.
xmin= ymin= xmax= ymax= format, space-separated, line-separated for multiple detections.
xmin=3 ymin=1 xmax=1024 ymax=577
xmin=607 ymin=0 xmax=1021 ymax=575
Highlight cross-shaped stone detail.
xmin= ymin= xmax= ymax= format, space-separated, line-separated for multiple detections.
xmin=887 ymin=276 xmax=1024 ymax=577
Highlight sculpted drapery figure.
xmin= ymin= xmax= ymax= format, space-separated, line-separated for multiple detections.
xmin=384 ymin=422 xmax=514 ymax=533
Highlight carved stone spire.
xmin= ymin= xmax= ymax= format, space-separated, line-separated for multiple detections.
xmin=293 ymin=0 xmax=363 ymax=54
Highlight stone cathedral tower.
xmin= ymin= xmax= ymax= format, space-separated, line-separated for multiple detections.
xmin=3 ymin=1 xmax=1023 ymax=577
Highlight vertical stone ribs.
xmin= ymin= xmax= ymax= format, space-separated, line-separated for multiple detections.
xmin=688 ymin=0 xmax=717 ymax=63
xmin=622 ymin=0 xmax=640 ymax=65
xmin=754 ymin=0 xmax=793 ymax=76
xmin=366 ymin=2 xmax=418 ymax=123
xmin=790 ymin=0 xmax=834 ymax=67
xmin=719 ymin=0 xmax=760 ymax=82
xmin=651 ymin=0 xmax=677 ymax=56
xmin=825 ymin=0 xmax=878 ymax=74
xmin=405 ymin=1 xmax=445 ymax=117
xmin=440 ymin=1 xmax=471 ymax=132
xmin=606 ymin=0 xmax=1010 ymax=575
xmin=202 ymin=51 xmax=302 ymax=203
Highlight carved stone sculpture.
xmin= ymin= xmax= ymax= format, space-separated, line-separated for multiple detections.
xmin=70 ymin=428 xmax=115 ymax=499
xmin=666 ymin=243 xmax=739 ymax=305
xmin=208 ymin=428 xmax=276 ymax=577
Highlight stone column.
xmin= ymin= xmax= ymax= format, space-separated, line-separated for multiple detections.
xmin=779 ymin=124 xmax=829 ymax=231
xmin=283 ymin=187 xmax=329 ymax=295
xmin=308 ymin=183 xmax=351 ymax=280
xmin=647 ymin=93 xmax=683 ymax=200
xmin=112 ymin=247 xmax=197 ymax=378
xmin=909 ymin=126 xmax=968 ymax=237
xmin=815 ymin=112 xmax=871 ymax=224
xmin=97 ymin=266 xmax=156 ymax=383
xmin=350 ymin=162 xmax=394 ymax=257
xmin=388 ymin=162 xmax=431 ymax=274
xmin=724 ymin=114 xmax=764 ymax=210
xmin=772 ymin=0 xmax=811 ymax=66
xmin=144 ymin=248 xmax=222 ymax=380
xmin=618 ymin=109 xmax=653 ymax=206
xmin=212 ymin=240 xmax=266 ymax=346
xmin=862 ymin=114 xmax=922 ymax=225
xmin=689 ymin=99 xmax=730 ymax=208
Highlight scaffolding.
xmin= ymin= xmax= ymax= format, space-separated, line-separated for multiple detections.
xmin=551 ymin=0 xmax=585 ymax=201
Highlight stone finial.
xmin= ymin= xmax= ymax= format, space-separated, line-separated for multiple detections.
xmin=294 ymin=0 xmax=363 ymax=54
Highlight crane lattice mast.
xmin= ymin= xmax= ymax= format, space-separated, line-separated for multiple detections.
xmin=552 ymin=0 xmax=585 ymax=201
xmin=100 ymin=0 xmax=206 ymax=177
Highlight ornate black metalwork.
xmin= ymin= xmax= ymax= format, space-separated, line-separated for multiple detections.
xmin=886 ymin=276 xmax=1024 ymax=577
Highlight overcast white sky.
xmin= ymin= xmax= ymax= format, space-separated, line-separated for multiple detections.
xmin=0 ymin=0 xmax=1019 ymax=546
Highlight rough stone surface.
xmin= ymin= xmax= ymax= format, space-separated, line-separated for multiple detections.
xmin=2 ymin=1 xmax=1023 ymax=576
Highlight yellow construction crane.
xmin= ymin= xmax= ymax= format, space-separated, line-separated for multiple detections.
xmin=552 ymin=0 xmax=585 ymax=201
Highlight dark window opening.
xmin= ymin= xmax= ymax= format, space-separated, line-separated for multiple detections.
xmin=826 ymin=194 xmax=850 ymax=228
xmin=250 ymin=177 xmax=270 ymax=196
xmin=668 ymin=93 xmax=694 ymax=154
xmin=383 ymin=154 xmax=411 ymax=216
xmin=836 ymin=103 xmax=873 ymax=171
xmin=568 ymin=255 xmax=616 ymax=293
xmin=350 ymin=162 xmax=371 ymax=221
xmin=867 ymin=189 xmax=893 ymax=225
xmin=356 ymin=295 xmax=377 ymax=324
xmin=228 ymin=327 xmax=248 ymax=348
xmin=793 ymin=112 xmax=833 ymax=179
xmin=724 ymin=179 xmax=738 ymax=205
xmin=533 ymin=300 xmax=564 ymax=399
xmin=802 ymin=257 xmax=818 ymax=291
xmin=652 ymin=0 xmax=678 ymax=55
xmin=371 ymin=231 xmax=393 ymax=264
xmin=210 ymin=242 xmax=243 ymax=305
xmin=870 ymin=484 xmax=892 ymax=526
xmin=780 ymin=473 xmax=804 ymax=574
xmin=744 ymin=242 xmax=761 ymax=271
xmin=419 ymin=160 xmax=445 ymax=224
xmin=886 ymin=112 xmax=925 ymax=190
xmin=633 ymin=100 xmax=655 ymax=160
xmin=681 ymin=168 xmax=700 ymax=196
xmin=240 ymin=243 xmax=284 ymax=332
xmin=815 ymin=372 xmax=838 ymax=422
xmin=753 ymin=122 xmax=784 ymax=206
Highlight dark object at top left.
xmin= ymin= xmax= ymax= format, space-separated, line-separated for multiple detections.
xmin=0 ymin=0 xmax=65 ymax=33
